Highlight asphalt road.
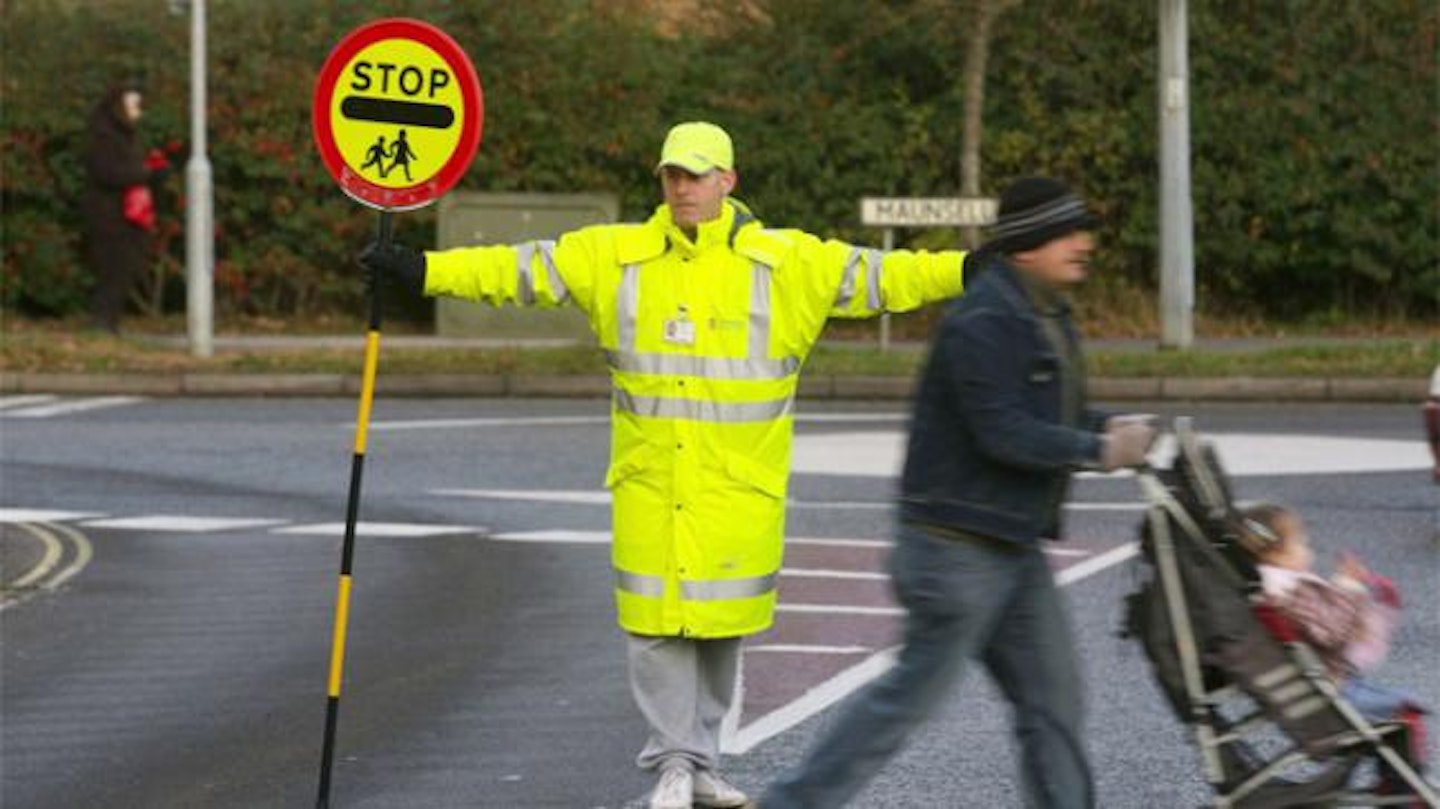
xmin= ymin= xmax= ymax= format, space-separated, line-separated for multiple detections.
xmin=1 ymin=396 xmax=1435 ymax=808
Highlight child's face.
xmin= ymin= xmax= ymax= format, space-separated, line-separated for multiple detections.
xmin=1262 ymin=515 xmax=1313 ymax=571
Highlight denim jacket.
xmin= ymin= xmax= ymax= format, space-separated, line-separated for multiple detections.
xmin=898 ymin=256 xmax=1108 ymax=546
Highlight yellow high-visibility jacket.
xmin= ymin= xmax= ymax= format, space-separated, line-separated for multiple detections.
xmin=424 ymin=200 xmax=965 ymax=638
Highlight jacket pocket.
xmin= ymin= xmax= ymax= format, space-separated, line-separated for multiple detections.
xmin=723 ymin=450 xmax=787 ymax=500
xmin=1027 ymin=353 xmax=1059 ymax=385
xmin=606 ymin=441 xmax=661 ymax=489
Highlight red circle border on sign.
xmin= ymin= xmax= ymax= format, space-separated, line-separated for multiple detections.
xmin=312 ymin=18 xmax=483 ymax=211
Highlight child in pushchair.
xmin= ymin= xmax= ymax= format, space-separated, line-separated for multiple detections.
xmin=1240 ymin=501 xmax=1420 ymax=730
xmin=1124 ymin=418 xmax=1436 ymax=808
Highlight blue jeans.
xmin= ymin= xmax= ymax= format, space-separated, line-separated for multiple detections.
xmin=1341 ymin=676 xmax=1419 ymax=723
xmin=764 ymin=522 xmax=1095 ymax=808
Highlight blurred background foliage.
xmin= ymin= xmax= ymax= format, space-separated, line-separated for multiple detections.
xmin=2 ymin=0 xmax=1435 ymax=331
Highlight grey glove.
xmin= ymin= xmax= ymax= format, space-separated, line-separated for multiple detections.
xmin=357 ymin=241 xmax=426 ymax=295
xmin=1101 ymin=415 xmax=1159 ymax=470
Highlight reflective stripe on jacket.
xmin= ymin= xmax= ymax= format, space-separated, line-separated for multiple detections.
xmin=424 ymin=200 xmax=965 ymax=637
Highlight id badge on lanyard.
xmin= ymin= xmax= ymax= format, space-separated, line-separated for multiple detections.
xmin=663 ymin=305 xmax=696 ymax=346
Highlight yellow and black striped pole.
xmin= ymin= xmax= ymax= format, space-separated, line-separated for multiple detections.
xmin=316 ymin=211 xmax=391 ymax=809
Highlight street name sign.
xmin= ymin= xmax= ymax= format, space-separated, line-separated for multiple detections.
xmin=313 ymin=18 xmax=483 ymax=211
xmin=860 ymin=196 xmax=997 ymax=228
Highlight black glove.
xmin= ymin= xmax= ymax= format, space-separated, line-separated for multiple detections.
xmin=357 ymin=241 xmax=426 ymax=295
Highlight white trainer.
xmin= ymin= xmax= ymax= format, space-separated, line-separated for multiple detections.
xmin=649 ymin=767 xmax=694 ymax=809
xmin=693 ymin=769 xmax=749 ymax=808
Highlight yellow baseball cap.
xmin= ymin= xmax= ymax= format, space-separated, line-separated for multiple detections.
xmin=655 ymin=121 xmax=734 ymax=175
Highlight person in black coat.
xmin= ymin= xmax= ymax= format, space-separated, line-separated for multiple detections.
xmin=763 ymin=178 xmax=1159 ymax=809
xmin=83 ymin=82 xmax=164 ymax=334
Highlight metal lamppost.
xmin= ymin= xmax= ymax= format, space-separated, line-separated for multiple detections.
xmin=1159 ymin=0 xmax=1195 ymax=349
xmin=171 ymin=0 xmax=214 ymax=357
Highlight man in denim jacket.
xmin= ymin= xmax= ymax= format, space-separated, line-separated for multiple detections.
xmin=763 ymin=177 xmax=1157 ymax=809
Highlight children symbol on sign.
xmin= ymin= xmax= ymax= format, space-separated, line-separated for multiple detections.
xmin=358 ymin=130 xmax=418 ymax=181
xmin=386 ymin=128 xmax=417 ymax=182
xmin=360 ymin=135 xmax=389 ymax=177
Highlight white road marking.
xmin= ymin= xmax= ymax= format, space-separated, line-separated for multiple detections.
xmin=371 ymin=411 xmax=909 ymax=432
xmin=490 ymin=529 xmax=611 ymax=544
xmin=0 ymin=395 xmax=58 ymax=411
xmin=776 ymin=603 xmax=904 ymax=617
xmin=781 ymin=567 xmax=888 ymax=581
xmin=786 ymin=537 xmax=890 ymax=549
xmin=273 ymin=522 xmax=482 ymax=538
xmin=724 ymin=535 xmax=1145 ymax=756
xmin=1055 ymin=541 xmax=1140 ymax=585
xmin=431 ymin=489 xmax=898 ymax=512
xmin=80 ymin=516 xmax=285 ymax=532
xmin=792 ymin=430 xmax=1431 ymax=478
xmin=747 ymin=644 xmax=873 ymax=655
xmin=1 ymin=396 xmax=144 ymax=419
xmin=0 ymin=509 xmax=104 ymax=523
xmin=369 ymin=415 xmax=608 ymax=431
xmin=437 ymin=489 xmax=611 ymax=505
xmin=726 ymin=648 xmax=899 ymax=755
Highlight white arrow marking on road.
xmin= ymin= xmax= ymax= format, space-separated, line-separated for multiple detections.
xmin=725 ymin=535 xmax=1145 ymax=756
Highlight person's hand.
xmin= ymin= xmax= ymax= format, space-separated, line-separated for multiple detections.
xmin=357 ymin=241 xmax=426 ymax=295
xmin=144 ymin=148 xmax=171 ymax=171
xmin=1101 ymin=416 xmax=1159 ymax=470
xmin=1106 ymin=413 xmax=1159 ymax=431
xmin=1336 ymin=551 xmax=1369 ymax=582
xmin=145 ymin=148 xmax=172 ymax=183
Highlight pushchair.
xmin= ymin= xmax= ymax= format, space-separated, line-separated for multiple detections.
xmin=1122 ymin=418 xmax=1437 ymax=808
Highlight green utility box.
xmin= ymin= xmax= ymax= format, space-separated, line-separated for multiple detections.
xmin=434 ymin=192 xmax=619 ymax=338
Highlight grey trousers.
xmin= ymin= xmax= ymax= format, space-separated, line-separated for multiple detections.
xmin=627 ymin=633 xmax=742 ymax=773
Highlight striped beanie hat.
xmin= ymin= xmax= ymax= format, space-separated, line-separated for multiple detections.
xmin=985 ymin=177 xmax=1098 ymax=255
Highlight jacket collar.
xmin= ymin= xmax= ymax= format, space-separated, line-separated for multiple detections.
xmin=980 ymin=255 xmax=1072 ymax=318
xmin=651 ymin=199 xmax=754 ymax=257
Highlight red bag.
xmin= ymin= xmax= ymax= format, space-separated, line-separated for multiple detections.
xmin=123 ymin=184 xmax=155 ymax=231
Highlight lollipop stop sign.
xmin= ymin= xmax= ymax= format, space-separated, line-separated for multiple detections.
xmin=313 ymin=18 xmax=483 ymax=211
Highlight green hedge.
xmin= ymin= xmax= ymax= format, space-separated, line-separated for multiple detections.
xmin=3 ymin=0 xmax=1435 ymax=323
